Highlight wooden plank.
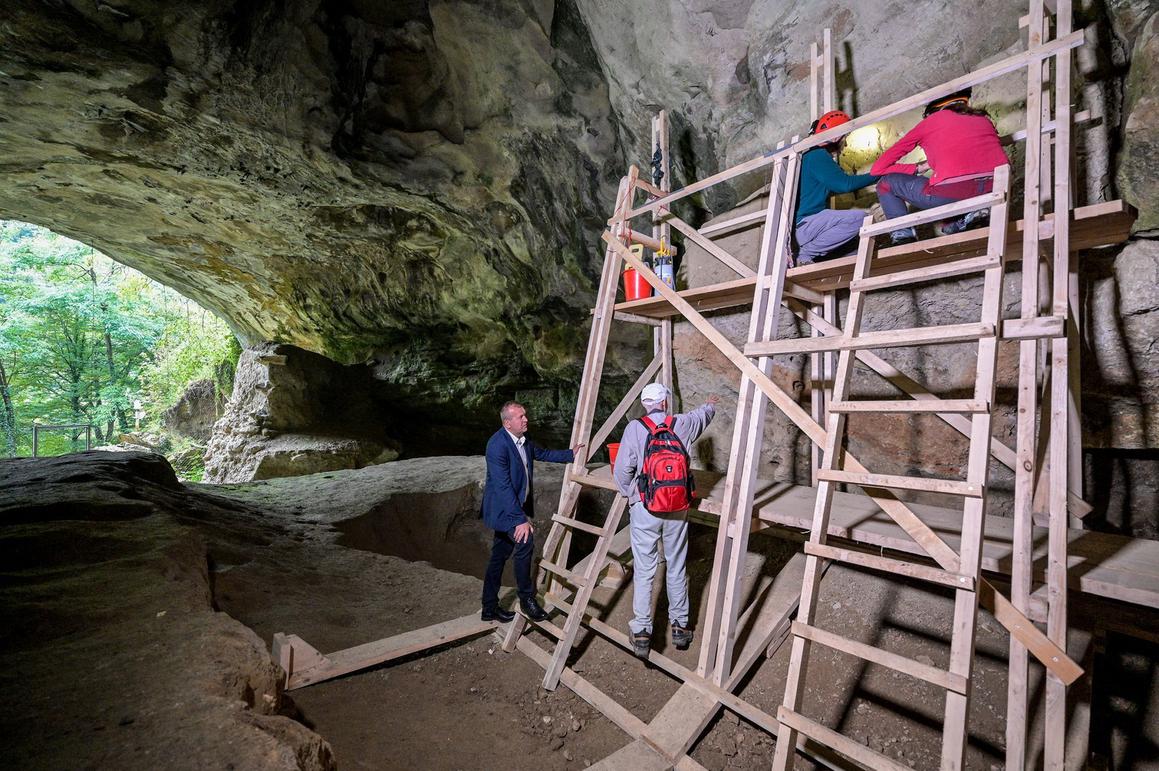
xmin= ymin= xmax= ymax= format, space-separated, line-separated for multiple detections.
xmin=542 ymin=175 xmax=632 ymax=598
xmin=613 ymin=311 xmax=663 ymax=326
xmin=662 ymin=211 xmax=755 ymax=278
xmin=746 ymin=322 xmax=994 ymax=357
xmin=641 ymin=684 xmax=720 ymax=761
xmin=615 ymin=200 xmax=1132 ymax=319
xmin=979 ymin=581 xmax=1082 ymax=685
xmin=587 ymin=355 xmax=663 ymax=462
xmin=848 ymin=255 xmax=1000 ymax=293
xmin=860 ymin=190 xmax=1004 ymax=237
xmin=804 ymin=541 xmax=975 ymax=591
xmin=809 ymin=41 xmax=819 ymax=119
xmin=816 ymin=469 xmax=983 ymax=498
xmin=539 ymin=559 xmax=588 ymax=587
xmin=1003 ymin=315 xmax=1065 ymax=340
xmin=822 ymin=28 xmax=834 ymax=113
xmin=1046 ymin=4 xmax=1075 ymax=763
xmin=788 ymin=200 xmax=1132 ymax=293
xmin=588 ymin=741 xmax=672 ymax=771
xmin=828 ymin=399 xmax=988 ymax=414
xmin=551 ymin=514 xmax=604 ymax=536
xmin=1007 ymin=12 xmax=1048 ymax=767
xmin=284 ymin=614 xmax=498 ymax=689
xmin=700 ymin=209 xmax=766 ymax=237
xmin=517 ymin=636 xmax=647 ymax=739
xmin=777 ymin=708 xmax=912 ymax=771
xmin=942 ymin=165 xmax=1010 ymax=768
xmin=792 ymin=621 xmax=968 ymax=694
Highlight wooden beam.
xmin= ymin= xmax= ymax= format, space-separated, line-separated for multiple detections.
xmin=278 ymin=614 xmax=499 ymax=690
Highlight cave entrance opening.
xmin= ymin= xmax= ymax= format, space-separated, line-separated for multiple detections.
xmin=0 ymin=220 xmax=239 ymax=477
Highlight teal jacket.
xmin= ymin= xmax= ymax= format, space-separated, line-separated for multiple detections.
xmin=795 ymin=147 xmax=877 ymax=224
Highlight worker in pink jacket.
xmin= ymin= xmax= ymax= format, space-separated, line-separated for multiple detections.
xmin=870 ymin=88 xmax=1009 ymax=246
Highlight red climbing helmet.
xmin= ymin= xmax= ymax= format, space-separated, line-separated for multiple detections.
xmin=810 ymin=110 xmax=851 ymax=136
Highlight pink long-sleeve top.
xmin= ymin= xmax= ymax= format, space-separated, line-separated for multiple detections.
xmin=870 ymin=110 xmax=1009 ymax=186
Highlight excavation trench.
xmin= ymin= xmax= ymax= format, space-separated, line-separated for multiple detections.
xmin=332 ymin=483 xmax=613 ymax=582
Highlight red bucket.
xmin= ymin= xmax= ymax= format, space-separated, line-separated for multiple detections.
xmin=623 ymin=269 xmax=653 ymax=301
xmin=607 ymin=442 xmax=621 ymax=466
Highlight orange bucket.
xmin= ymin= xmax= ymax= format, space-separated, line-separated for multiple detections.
xmin=607 ymin=443 xmax=621 ymax=466
xmin=623 ymin=269 xmax=653 ymax=301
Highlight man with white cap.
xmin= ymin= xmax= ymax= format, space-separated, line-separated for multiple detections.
xmin=612 ymin=383 xmax=719 ymax=658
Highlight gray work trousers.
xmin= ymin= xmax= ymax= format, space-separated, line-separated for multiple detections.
xmin=795 ymin=208 xmax=868 ymax=264
xmin=628 ymin=500 xmax=690 ymax=634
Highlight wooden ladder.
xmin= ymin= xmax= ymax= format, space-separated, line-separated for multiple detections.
xmin=772 ymin=165 xmax=1012 ymax=771
xmin=501 ymin=159 xmax=658 ymax=691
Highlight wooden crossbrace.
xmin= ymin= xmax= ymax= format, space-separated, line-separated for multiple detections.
xmin=772 ymin=166 xmax=1012 ymax=771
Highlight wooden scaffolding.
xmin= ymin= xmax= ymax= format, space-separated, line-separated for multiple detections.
xmin=503 ymin=1 xmax=1134 ymax=767
xmin=270 ymin=2 xmax=1154 ymax=768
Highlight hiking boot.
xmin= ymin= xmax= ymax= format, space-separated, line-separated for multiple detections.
xmin=671 ymin=623 xmax=694 ymax=651
xmin=630 ymin=627 xmax=651 ymax=659
xmin=520 ymin=597 xmax=550 ymax=622
xmin=941 ymin=208 xmax=990 ymax=236
xmin=889 ymin=227 xmax=917 ymax=246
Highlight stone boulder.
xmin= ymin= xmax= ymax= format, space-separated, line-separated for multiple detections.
xmin=0 ymin=452 xmax=334 ymax=770
xmin=1119 ymin=11 xmax=1159 ymax=231
xmin=163 ymin=378 xmax=221 ymax=442
xmin=204 ymin=343 xmax=401 ymax=483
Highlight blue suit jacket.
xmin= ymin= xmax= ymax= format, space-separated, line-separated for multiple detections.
xmin=482 ymin=428 xmax=573 ymax=533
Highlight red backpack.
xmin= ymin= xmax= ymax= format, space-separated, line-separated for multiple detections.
xmin=636 ymin=416 xmax=695 ymax=513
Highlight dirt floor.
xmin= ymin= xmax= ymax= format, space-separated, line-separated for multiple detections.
xmin=203 ymin=459 xmax=1159 ymax=770
xmin=4 ymin=452 xmax=1157 ymax=770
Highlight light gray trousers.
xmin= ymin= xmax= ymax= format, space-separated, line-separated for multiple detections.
xmin=795 ymin=208 xmax=867 ymax=264
xmin=628 ymin=500 xmax=690 ymax=634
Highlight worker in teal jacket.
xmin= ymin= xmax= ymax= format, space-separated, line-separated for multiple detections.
xmin=794 ymin=110 xmax=878 ymax=264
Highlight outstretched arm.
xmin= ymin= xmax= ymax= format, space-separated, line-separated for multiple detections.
xmin=870 ymin=119 xmax=927 ymax=177
xmin=814 ymin=151 xmax=878 ymax=193
xmin=531 ymin=443 xmax=576 ymax=464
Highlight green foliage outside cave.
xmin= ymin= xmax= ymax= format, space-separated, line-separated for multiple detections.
xmin=0 ymin=221 xmax=240 ymax=478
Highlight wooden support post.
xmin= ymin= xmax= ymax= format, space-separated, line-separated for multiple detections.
xmin=540 ymin=174 xmax=631 ymax=602
xmin=1046 ymin=3 xmax=1074 ymax=765
xmin=1006 ymin=5 xmax=1048 ymax=766
xmin=652 ymin=111 xmax=675 ymax=401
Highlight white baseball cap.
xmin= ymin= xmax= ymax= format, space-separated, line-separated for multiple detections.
xmin=640 ymin=383 xmax=670 ymax=404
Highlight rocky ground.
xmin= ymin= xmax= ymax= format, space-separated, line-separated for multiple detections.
xmin=2 ymin=452 xmax=1157 ymax=769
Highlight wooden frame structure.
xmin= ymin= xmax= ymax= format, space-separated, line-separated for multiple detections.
xmin=504 ymin=4 xmax=1135 ymax=768
xmin=269 ymin=5 xmax=1153 ymax=770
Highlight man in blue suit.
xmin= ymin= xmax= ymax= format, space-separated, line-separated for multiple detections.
xmin=481 ymin=401 xmax=582 ymax=622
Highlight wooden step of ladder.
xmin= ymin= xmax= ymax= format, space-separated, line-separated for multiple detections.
xmin=772 ymin=165 xmax=1012 ymax=771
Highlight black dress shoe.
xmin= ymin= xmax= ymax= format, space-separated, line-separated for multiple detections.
xmin=481 ymin=607 xmax=515 ymax=623
xmin=520 ymin=598 xmax=550 ymax=622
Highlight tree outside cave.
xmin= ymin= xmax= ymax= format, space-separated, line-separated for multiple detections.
xmin=0 ymin=221 xmax=240 ymax=479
